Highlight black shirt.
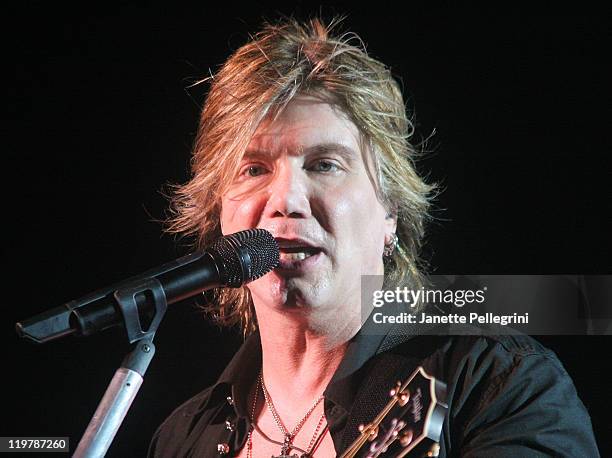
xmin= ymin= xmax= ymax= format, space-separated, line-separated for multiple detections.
xmin=148 ymin=322 xmax=600 ymax=457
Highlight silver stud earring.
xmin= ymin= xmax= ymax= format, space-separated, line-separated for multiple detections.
xmin=383 ymin=233 xmax=398 ymax=257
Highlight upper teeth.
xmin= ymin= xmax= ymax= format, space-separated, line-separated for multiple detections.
xmin=280 ymin=252 xmax=309 ymax=261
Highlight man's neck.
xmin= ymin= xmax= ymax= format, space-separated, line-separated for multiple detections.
xmin=255 ymin=306 xmax=359 ymax=419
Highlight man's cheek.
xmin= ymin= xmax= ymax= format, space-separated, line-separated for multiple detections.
xmin=220 ymin=198 xmax=262 ymax=233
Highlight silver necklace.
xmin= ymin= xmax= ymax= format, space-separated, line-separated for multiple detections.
xmin=246 ymin=371 xmax=328 ymax=458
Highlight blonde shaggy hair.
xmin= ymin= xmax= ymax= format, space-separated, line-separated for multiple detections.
xmin=167 ymin=17 xmax=435 ymax=334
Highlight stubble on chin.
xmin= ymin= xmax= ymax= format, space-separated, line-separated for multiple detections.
xmin=249 ymin=273 xmax=362 ymax=341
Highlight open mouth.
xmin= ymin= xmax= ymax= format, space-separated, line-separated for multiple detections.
xmin=274 ymin=238 xmax=324 ymax=268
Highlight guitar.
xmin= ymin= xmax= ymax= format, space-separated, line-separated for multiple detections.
xmin=339 ymin=367 xmax=447 ymax=458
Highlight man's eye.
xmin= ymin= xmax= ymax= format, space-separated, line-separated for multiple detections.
xmin=244 ymin=165 xmax=267 ymax=177
xmin=310 ymin=160 xmax=339 ymax=173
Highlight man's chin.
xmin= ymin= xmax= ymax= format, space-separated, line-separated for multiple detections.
xmin=249 ymin=273 xmax=334 ymax=309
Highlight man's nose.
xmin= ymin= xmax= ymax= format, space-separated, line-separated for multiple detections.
xmin=264 ymin=162 xmax=311 ymax=218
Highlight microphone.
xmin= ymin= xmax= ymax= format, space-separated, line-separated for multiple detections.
xmin=16 ymin=229 xmax=279 ymax=344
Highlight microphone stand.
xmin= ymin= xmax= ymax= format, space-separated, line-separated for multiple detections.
xmin=15 ymin=229 xmax=279 ymax=456
xmin=73 ymin=277 xmax=168 ymax=458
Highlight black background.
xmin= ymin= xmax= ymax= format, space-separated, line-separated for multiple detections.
xmin=4 ymin=3 xmax=611 ymax=457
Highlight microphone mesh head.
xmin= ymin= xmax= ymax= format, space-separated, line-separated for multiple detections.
xmin=207 ymin=229 xmax=279 ymax=287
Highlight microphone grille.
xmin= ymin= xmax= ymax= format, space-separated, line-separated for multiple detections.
xmin=207 ymin=229 xmax=279 ymax=287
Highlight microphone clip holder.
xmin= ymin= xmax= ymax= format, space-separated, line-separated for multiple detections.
xmin=113 ymin=277 xmax=168 ymax=344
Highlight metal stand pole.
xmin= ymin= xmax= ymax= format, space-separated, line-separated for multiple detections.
xmin=73 ymin=340 xmax=155 ymax=457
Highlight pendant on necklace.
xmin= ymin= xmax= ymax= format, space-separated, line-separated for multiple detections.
xmin=271 ymin=435 xmax=299 ymax=458
xmin=271 ymin=449 xmax=300 ymax=458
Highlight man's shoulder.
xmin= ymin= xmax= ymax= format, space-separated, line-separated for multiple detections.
xmin=380 ymin=333 xmax=598 ymax=456
xmin=380 ymin=332 xmax=568 ymax=390
xmin=451 ymin=333 xmax=567 ymax=376
xmin=450 ymin=333 xmax=560 ymax=361
xmin=384 ymin=332 xmax=558 ymax=361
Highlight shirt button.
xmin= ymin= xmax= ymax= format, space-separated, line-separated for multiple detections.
xmin=217 ymin=443 xmax=230 ymax=454
xmin=225 ymin=418 xmax=236 ymax=431
xmin=226 ymin=396 xmax=234 ymax=406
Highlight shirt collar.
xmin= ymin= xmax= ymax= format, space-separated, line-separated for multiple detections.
xmin=324 ymin=305 xmax=443 ymax=412
xmin=200 ymin=331 xmax=262 ymax=417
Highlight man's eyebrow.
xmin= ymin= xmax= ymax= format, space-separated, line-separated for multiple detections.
xmin=303 ymin=143 xmax=358 ymax=162
xmin=242 ymin=143 xmax=359 ymax=161
xmin=242 ymin=149 xmax=271 ymax=160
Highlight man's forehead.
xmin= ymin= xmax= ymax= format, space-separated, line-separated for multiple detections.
xmin=248 ymin=94 xmax=360 ymax=141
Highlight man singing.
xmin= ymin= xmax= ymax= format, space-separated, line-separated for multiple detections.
xmin=149 ymin=17 xmax=599 ymax=457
